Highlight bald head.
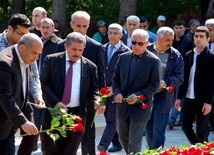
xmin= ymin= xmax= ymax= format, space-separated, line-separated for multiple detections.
xmin=18 ymin=33 xmax=43 ymax=64
xmin=32 ymin=7 xmax=47 ymax=28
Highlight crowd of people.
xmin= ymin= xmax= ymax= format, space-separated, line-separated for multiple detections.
xmin=0 ymin=6 xmax=214 ymax=155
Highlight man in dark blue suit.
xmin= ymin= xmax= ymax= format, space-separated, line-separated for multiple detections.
xmin=56 ymin=11 xmax=105 ymax=155
xmin=97 ymin=23 xmax=130 ymax=153
xmin=112 ymin=29 xmax=161 ymax=154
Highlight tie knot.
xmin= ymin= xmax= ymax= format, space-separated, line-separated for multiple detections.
xmin=69 ymin=60 xmax=75 ymax=66
xmin=110 ymin=46 xmax=115 ymax=50
xmin=134 ymin=55 xmax=139 ymax=59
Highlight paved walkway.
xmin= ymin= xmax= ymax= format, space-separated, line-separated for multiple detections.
xmin=15 ymin=114 xmax=214 ymax=155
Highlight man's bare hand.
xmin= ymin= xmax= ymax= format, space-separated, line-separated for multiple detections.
xmin=159 ymin=80 xmax=166 ymax=89
xmin=94 ymin=101 xmax=101 ymax=111
xmin=114 ymin=94 xmax=123 ymax=103
xmin=126 ymin=94 xmax=137 ymax=105
xmin=97 ymin=106 xmax=106 ymax=115
xmin=21 ymin=121 xmax=38 ymax=135
xmin=107 ymin=86 xmax=113 ymax=97
xmin=202 ymin=103 xmax=211 ymax=115
xmin=35 ymin=98 xmax=46 ymax=109
xmin=175 ymin=99 xmax=182 ymax=112
xmin=54 ymin=102 xmax=68 ymax=111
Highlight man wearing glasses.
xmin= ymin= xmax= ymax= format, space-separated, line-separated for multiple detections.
xmin=145 ymin=27 xmax=184 ymax=149
xmin=0 ymin=13 xmax=44 ymax=155
xmin=112 ymin=29 xmax=161 ymax=154
xmin=97 ymin=23 xmax=130 ymax=153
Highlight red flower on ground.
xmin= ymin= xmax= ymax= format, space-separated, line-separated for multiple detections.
xmin=75 ymin=116 xmax=82 ymax=122
xmin=141 ymin=104 xmax=148 ymax=109
xmin=100 ymin=87 xmax=108 ymax=96
xmin=72 ymin=123 xmax=84 ymax=131
xmin=168 ymin=86 xmax=173 ymax=92
xmin=99 ymin=151 xmax=110 ymax=155
xmin=138 ymin=95 xmax=144 ymax=101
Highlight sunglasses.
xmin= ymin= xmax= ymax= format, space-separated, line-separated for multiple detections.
xmin=132 ymin=41 xmax=146 ymax=46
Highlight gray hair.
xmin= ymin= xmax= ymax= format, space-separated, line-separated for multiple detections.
xmin=205 ymin=19 xmax=214 ymax=27
xmin=189 ymin=19 xmax=200 ymax=27
xmin=127 ymin=15 xmax=140 ymax=26
xmin=40 ymin=18 xmax=54 ymax=27
xmin=108 ymin=23 xmax=122 ymax=34
xmin=71 ymin=11 xmax=90 ymax=24
xmin=131 ymin=29 xmax=149 ymax=42
xmin=157 ymin=26 xmax=174 ymax=38
xmin=18 ymin=33 xmax=41 ymax=48
xmin=65 ymin=32 xmax=86 ymax=46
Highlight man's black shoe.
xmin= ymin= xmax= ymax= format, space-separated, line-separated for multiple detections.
xmin=97 ymin=144 xmax=107 ymax=153
xmin=168 ymin=121 xmax=174 ymax=129
xmin=108 ymin=146 xmax=122 ymax=152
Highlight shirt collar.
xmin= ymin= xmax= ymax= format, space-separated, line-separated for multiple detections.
xmin=2 ymin=30 xmax=11 ymax=46
xmin=193 ymin=48 xmax=203 ymax=55
xmin=109 ymin=41 xmax=121 ymax=50
xmin=65 ymin=51 xmax=81 ymax=64
xmin=14 ymin=44 xmax=29 ymax=68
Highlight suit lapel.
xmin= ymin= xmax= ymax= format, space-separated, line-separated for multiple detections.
xmin=124 ymin=52 xmax=132 ymax=90
xmin=58 ymin=52 xmax=66 ymax=85
xmin=129 ymin=50 xmax=149 ymax=85
xmin=80 ymin=57 xmax=88 ymax=107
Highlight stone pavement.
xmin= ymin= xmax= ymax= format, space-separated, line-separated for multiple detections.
xmin=15 ymin=114 xmax=214 ymax=155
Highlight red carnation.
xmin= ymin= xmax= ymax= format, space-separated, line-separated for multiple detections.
xmin=73 ymin=123 xmax=84 ymax=131
xmin=75 ymin=116 xmax=82 ymax=123
xmin=203 ymin=150 xmax=211 ymax=155
xmin=99 ymin=152 xmax=110 ymax=155
xmin=141 ymin=104 xmax=148 ymax=109
xmin=100 ymin=87 xmax=108 ymax=96
xmin=168 ymin=86 xmax=173 ymax=92
xmin=138 ymin=95 xmax=144 ymax=101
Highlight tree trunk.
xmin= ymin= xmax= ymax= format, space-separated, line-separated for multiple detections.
xmin=11 ymin=0 xmax=25 ymax=15
xmin=118 ymin=0 xmax=137 ymax=24
xmin=51 ymin=0 xmax=67 ymax=28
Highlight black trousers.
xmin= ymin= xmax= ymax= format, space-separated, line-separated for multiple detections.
xmin=81 ymin=111 xmax=96 ymax=155
xmin=182 ymin=98 xmax=210 ymax=144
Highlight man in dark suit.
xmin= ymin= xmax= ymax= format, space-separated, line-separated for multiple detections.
xmin=120 ymin=15 xmax=140 ymax=48
xmin=0 ymin=33 xmax=43 ymax=155
xmin=112 ymin=29 xmax=161 ymax=154
xmin=97 ymin=23 xmax=130 ymax=153
xmin=40 ymin=32 xmax=102 ymax=155
xmin=57 ymin=11 xmax=105 ymax=155
xmin=175 ymin=26 xmax=214 ymax=144
xmin=31 ymin=17 xmax=62 ymax=150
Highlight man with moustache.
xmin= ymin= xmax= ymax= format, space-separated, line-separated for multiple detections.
xmin=120 ymin=15 xmax=140 ymax=48
xmin=30 ymin=7 xmax=60 ymax=37
xmin=175 ymin=26 xmax=214 ymax=144
xmin=40 ymin=32 xmax=102 ymax=155
xmin=32 ymin=17 xmax=62 ymax=150
xmin=145 ymin=27 xmax=184 ymax=149
xmin=112 ymin=29 xmax=160 ymax=154
xmin=57 ymin=11 xmax=105 ymax=155
xmin=0 ymin=33 xmax=43 ymax=155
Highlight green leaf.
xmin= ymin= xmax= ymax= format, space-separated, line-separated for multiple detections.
xmin=67 ymin=118 xmax=74 ymax=126
xmin=146 ymin=145 xmax=149 ymax=150
xmin=50 ymin=133 xmax=60 ymax=144
xmin=59 ymin=127 xmax=67 ymax=137
xmin=172 ymin=152 xmax=177 ymax=155
xmin=51 ymin=117 xmax=60 ymax=127
xmin=55 ymin=115 xmax=62 ymax=121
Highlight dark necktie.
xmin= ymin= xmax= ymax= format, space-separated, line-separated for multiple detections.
xmin=62 ymin=60 xmax=75 ymax=105
xmin=128 ymin=55 xmax=139 ymax=84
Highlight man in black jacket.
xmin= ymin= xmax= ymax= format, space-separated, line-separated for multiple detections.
xmin=175 ymin=26 xmax=214 ymax=144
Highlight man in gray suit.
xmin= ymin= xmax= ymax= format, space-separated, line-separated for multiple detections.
xmin=112 ymin=29 xmax=161 ymax=154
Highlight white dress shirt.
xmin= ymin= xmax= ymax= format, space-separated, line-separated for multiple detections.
xmin=65 ymin=52 xmax=81 ymax=107
xmin=15 ymin=44 xmax=29 ymax=99
xmin=186 ymin=48 xmax=202 ymax=99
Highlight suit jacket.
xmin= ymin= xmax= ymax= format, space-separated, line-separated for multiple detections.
xmin=0 ymin=46 xmax=30 ymax=140
xmin=120 ymin=33 xmax=128 ymax=46
xmin=38 ymin=33 xmax=62 ymax=70
xmin=178 ymin=46 xmax=214 ymax=105
xmin=40 ymin=52 xmax=100 ymax=134
xmin=102 ymin=41 xmax=130 ymax=87
xmin=57 ymin=36 xmax=105 ymax=111
xmin=112 ymin=50 xmax=161 ymax=121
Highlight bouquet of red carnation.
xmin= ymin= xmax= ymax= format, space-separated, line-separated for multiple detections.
xmin=100 ymin=87 xmax=109 ymax=106
xmin=162 ymin=85 xmax=173 ymax=93
xmin=124 ymin=95 xmax=148 ymax=109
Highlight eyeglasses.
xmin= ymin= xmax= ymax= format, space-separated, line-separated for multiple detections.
xmin=14 ymin=29 xmax=26 ymax=36
xmin=132 ymin=41 xmax=147 ymax=46
xmin=108 ymin=32 xmax=121 ymax=35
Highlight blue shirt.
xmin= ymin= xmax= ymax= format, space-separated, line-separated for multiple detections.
xmin=147 ymin=30 xmax=157 ymax=43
